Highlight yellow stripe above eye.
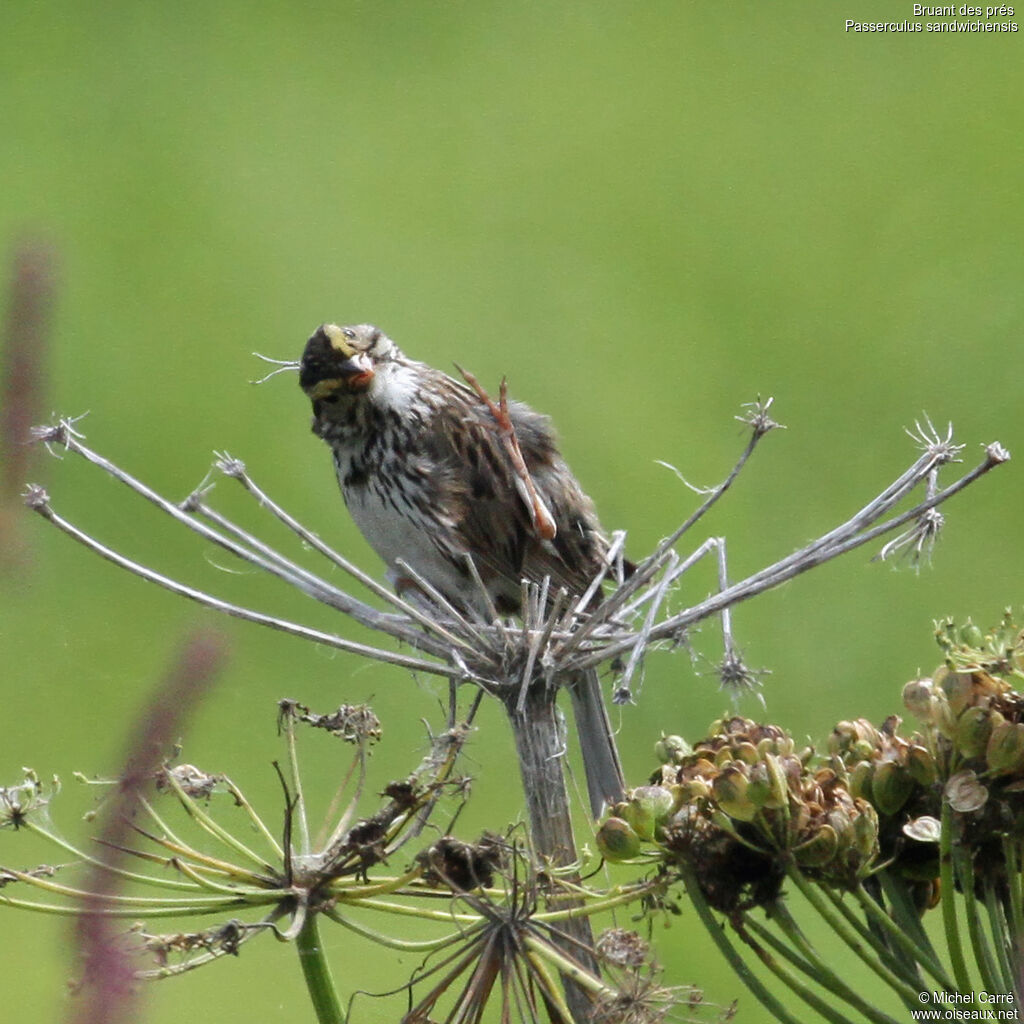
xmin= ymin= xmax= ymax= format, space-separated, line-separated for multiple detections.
xmin=308 ymin=377 xmax=346 ymax=400
xmin=323 ymin=323 xmax=356 ymax=357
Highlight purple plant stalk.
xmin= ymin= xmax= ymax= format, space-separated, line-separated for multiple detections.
xmin=1 ymin=237 xmax=56 ymax=570
xmin=69 ymin=627 xmax=228 ymax=1024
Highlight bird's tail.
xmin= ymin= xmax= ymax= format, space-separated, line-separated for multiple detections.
xmin=567 ymin=668 xmax=625 ymax=817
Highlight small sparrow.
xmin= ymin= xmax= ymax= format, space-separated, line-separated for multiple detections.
xmin=299 ymin=323 xmax=625 ymax=815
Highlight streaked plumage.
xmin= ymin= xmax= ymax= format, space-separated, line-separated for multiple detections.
xmin=300 ymin=323 xmax=624 ymax=814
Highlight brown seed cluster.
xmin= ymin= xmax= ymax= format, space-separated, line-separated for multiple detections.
xmin=598 ymin=613 xmax=1024 ymax=917
xmin=829 ymin=613 xmax=1024 ymax=897
xmin=598 ymin=716 xmax=880 ymax=912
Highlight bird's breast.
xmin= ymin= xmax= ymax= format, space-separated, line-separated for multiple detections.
xmin=333 ymin=451 xmax=470 ymax=602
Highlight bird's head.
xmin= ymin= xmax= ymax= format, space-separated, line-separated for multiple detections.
xmin=299 ymin=323 xmax=397 ymax=401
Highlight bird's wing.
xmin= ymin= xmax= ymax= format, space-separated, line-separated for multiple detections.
xmin=420 ymin=374 xmax=608 ymax=606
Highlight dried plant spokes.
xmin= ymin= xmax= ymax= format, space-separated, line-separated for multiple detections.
xmin=0 ymin=692 xmax=691 ymax=1024
xmin=11 ymin=393 xmax=1013 ymax=1022
xmin=0 ymin=698 xmax=469 ymax=964
xmin=346 ymin=836 xmax=727 ymax=1024
xmin=22 ymin=410 xmax=1009 ymax=737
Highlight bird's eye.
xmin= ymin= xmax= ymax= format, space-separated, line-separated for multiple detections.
xmin=343 ymin=328 xmax=356 ymax=341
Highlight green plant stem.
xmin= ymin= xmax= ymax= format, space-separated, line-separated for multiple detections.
xmin=136 ymin=794 xmax=246 ymax=874
xmin=531 ymin=881 xmax=656 ymax=923
xmin=784 ymin=864 xmax=921 ymax=1007
xmin=939 ymin=797 xmax=975 ymax=999
xmin=848 ymin=881 xmax=955 ymax=991
xmin=324 ymin=906 xmax=463 ymax=952
xmin=745 ymin=917 xmax=817 ymax=973
xmin=952 ymin=843 xmax=1001 ymax=996
xmin=678 ymin=862 xmax=804 ymax=1024
xmin=731 ymin=919 xmax=861 ymax=1024
xmin=746 ymin=918 xmax=899 ymax=1024
xmin=170 ymin=856 xmax=267 ymax=895
xmin=344 ymin=895 xmax=478 ymax=923
xmin=0 ymin=891 xmax=257 ymax=918
xmin=819 ymin=880 xmax=925 ymax=991
xmin=328 ymin=867 xmax=423 ymax=899
xmin=22 ymin=818 xmax=199 ymax=892
xmin=129 ymin=821 xmax=272 ymax=886
xmin=522 ymin=933 xmax=617 ymax=1000
xmin=877 ymin=872 xmax=946 ymax=978
xmin=280 ymin=711 xmax=311 ymax=855
xmin=162 ymin=767 xmax=275 ymax=871
xmin=982 ymin=882 xmax=1015 ymax=996
xmin=296 ymin=911 xmax=345 ymax=1024
xmin=522 ymin=942 xmax=579 ymax=1020
xmin=0 ymin=864 xmax=253 ymax=909
xmin=767 ymin=901 xmax=901 ymax=1024
xmin=223 ymin=778 xmax=286 ymax=861
xmin=824 ymin=884 xmax=921 ymax=988
xmin=1002 ymin=835 xmax=1024 ymax=983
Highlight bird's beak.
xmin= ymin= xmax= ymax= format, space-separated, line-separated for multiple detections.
xmin=301 ymin=324 xmax=377 ymax=397
xmin=304 ymin=351 xmax=375 ymax=398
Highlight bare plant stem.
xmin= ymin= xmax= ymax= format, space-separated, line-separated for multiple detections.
xmin=296 ymin=912 xmax=346 ymax=1024
xmin=502 ymin=679 xmax=597 ymax=1021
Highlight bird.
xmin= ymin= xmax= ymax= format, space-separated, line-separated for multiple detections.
xmin=298 ymin=322 xmax=625 ymax=816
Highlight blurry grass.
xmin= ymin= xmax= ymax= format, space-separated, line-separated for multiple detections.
xmin=0 ymin=2 xmax=1020 ymax=1021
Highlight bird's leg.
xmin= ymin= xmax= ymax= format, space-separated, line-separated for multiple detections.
xmin=389 ymin=560 xmax=479 ymax=630
xmin=455 ymin=365 xmax=557 ymax=541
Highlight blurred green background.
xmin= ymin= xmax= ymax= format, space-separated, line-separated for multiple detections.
xmin=1 ymin=2 xmax=1020 ymax=1021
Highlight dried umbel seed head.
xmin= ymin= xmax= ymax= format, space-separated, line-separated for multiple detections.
xmin=416 ymin=834 xmax=504 ymax=891
xmin=155 ymin=764 xmax=223 ymax=799
xmin=697 ymin=717 xmax=794 ymax=760
xmin=595 ymin=928 xmax=650 ymax=968
xmin=651 ymin=716 xmax=883 ymax=894
xmin=0 ymin=770 xmax=55 ymax=829
xmin=279 ymin=699 xmax=383 ymax=744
